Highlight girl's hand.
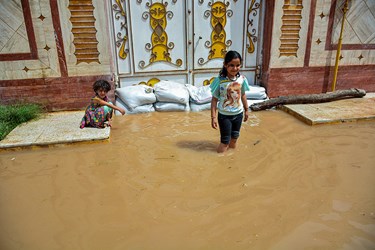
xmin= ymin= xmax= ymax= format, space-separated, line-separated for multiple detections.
xmin=118 ymin=107 xmax=125 ymax=115
xmin=211 ymin=117 xmax=218 ymax=129
xmin=244 ymin=109 xmax=249 ymax=122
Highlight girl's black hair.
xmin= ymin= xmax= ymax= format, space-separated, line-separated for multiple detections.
xmin=93 ymin=80 xmax=111 ymax=93
xmin=219 ymin=50 xmax=242 ymax=77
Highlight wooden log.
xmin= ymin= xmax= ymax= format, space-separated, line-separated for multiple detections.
xmin=250 ymin=88 xmax=366 ymax=111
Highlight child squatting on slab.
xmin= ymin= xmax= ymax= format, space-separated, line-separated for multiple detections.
xmin=80 ymin=80 xmax=125 ymax=129
xmin=210 ymin=50 xmax=250 ymax=153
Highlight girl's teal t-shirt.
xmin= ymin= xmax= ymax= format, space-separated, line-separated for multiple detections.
xmin=210 ymin=75 xmax=250 ymax=116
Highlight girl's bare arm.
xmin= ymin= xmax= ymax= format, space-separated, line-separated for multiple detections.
xmin=92 ymin=97 xmax=125 ymax=115
xmin=211 ymin=97 xmax=218 ymax=129
xmin=241 ymin=93 xmax=249 ymax=122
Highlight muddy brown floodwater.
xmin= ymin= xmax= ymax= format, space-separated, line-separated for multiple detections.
xmin=0 ymin=110 xmax=374 ymax=250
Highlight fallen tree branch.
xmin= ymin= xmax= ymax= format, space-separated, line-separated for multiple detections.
xmin=250 ymin=88 xmax=366 ymax=111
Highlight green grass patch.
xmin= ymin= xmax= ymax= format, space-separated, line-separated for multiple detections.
xmin=0 ymin=104 xmax=44 ymax=140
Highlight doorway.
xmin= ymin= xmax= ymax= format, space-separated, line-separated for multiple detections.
xmin=110 ymin=0 xmax=264 ymax=87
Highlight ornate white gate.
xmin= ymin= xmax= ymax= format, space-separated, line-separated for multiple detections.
xmin=110 ymin=0 xmax=263 ymax=87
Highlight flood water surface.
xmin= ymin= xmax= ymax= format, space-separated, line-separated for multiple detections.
xmin=0 ymin=110 xmax=374 ymax=250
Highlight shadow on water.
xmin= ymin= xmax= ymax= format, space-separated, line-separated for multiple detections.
xmin=176 ymin=140 xmax=217 ymax=152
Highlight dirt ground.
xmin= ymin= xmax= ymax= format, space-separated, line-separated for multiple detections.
xmin=0 ymin=110 xmax=374 ymax=250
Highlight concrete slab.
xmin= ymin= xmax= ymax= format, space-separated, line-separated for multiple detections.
xmin=281 ymin=93 xmax=375 ymax=125
xmin=0 ymin=111 xmax=110 ymax=149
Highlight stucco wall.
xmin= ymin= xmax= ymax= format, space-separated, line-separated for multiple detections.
xmin=263 ymin=0 xmax=375 ymax=97
xmin=0 ymin=0 xmax=114 ymax=111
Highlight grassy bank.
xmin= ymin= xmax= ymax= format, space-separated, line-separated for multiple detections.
xmin=0 ymin=104 xmax=43 ymax=140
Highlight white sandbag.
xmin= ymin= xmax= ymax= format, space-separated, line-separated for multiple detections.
xmin=115 ymin=85 xmax=156 ymax=111
xmin=115 ymin=98 xmax=155 ymax=115
xmin=131 ymin=104 xmax=155 ymax=114
xmin=185 ymin=84 xmax=212 ymax=104
xmin=154 ymin=102 xmax=190 ymax=112
xmin=154 ymin=80 xmax=189 ymax=104
xmin=245 ymin=85 xmax=267 ymax=100
xmin=190 ymin=102 xmax=211 ymax=112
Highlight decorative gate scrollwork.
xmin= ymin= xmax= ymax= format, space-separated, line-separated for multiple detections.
xmin=247 ymin=0 xmax=260 ymax=54
xmin=198 ymin=0 xmax=233 ymax=65
xmin=138 ymin=0 xmax=182 ymax=69
xmin=112 ymin=0 xmax=129 ymax=59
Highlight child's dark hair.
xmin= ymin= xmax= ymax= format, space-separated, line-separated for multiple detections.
xmin=219 ymin=50 xmax=242 ymax=77
xmin=93 ymin=80 xmax=111 ymax=93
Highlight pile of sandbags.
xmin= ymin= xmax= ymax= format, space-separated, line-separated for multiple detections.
xmin=114 ymin=81 xmax=268 ymax=115
xmin=115 ymin=80 xmax=190 ymax=114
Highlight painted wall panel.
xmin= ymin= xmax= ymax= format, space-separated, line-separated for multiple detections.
xmin=243 ymin=0 xmax=262 ymax=70
xmin=0 ymin=0 xmax=61 ymax=80
xmin=269 ymin=0 xmax=310 ymax=68
xmin=58 ymin=0 xmax=112 ymax=76
xmin=111 ymin=0 xmax=132 ymax=75
xmin=192 ymin=1 xmax=246 ymax=69
xmin=128 ymin=0 xmax=187 ymax=73
xmin=309 ymin=0 xmax=375 ymax=67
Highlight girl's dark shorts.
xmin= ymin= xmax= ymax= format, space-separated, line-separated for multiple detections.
xmin=218 ymin=112 xmax=243 ymax=145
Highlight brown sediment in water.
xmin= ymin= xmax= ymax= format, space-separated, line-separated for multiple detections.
xmin=0 ymin=110 xmax=374 ymax=249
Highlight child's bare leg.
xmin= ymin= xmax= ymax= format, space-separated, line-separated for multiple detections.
xmin=229 ymin=138 xmax=237 ymax=149
xmin=217 ymin=143 xmax=229 ymax=153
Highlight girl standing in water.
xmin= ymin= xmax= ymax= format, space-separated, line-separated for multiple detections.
xmin=210 ymin=50 xmax=250 ymax=153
